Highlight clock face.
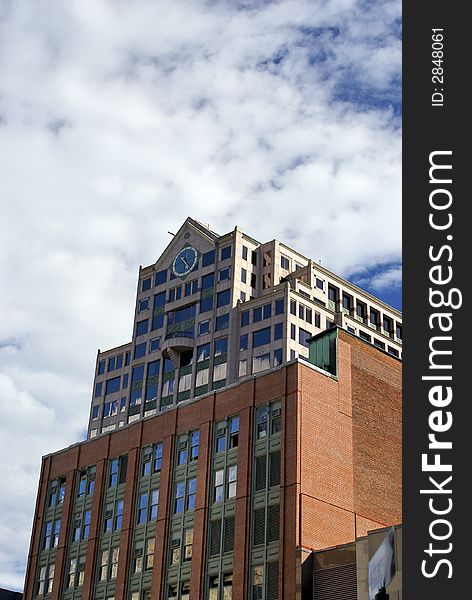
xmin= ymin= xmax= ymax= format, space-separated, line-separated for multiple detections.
xmin=172 ymin=246 xmax=199 ymax=277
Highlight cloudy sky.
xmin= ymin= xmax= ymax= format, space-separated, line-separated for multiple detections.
xmin=0 ymin=0 xmax=401 ymax=591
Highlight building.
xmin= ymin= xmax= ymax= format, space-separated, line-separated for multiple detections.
xmin=0 ymin=589 xmax=23 ymax=600
xmin=24 ymin=327 xmax=402 ymax=600
xmin=87 ymin=217 xmax=402 ymax=439
xmin=308 ymin=524 xmax=402 ymax=600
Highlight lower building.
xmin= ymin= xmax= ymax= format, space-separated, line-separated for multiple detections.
xmin=24 ymin=329 xmax=401 ymax=600
xmin=307 ymin=524 xmax=402 ymax=600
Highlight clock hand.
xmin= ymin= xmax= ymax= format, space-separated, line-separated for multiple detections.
xmin=181 ymin=256 xmax=191 ymax=270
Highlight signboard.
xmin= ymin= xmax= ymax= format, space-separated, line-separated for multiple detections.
xmin=368 ymin=527 xmax=396 ymax=600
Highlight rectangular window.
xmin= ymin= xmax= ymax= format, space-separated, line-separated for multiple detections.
xmin=98 ymin=360 xmax=105 ymax=375
xmin=213 ymin=362 xmax=227 ymax=382
xmin=316 ymin=277 xmax=324 ymax=290
xmin=241 ymin=268 xmax=247 ymax=283
xmin=250 ymin=273 xmax=257 ymax=288
xmin=396 ymin=324 xmax=402 ymax=339
xmin=290 ymin=299 xmax=296 ymax=315
xmin=275 ymin=298 xmax=284 ymax=315
xmin=253 ymin=353 xmax=270 ymax=373
xmin=263 ymin=303 xmax=272 ymax=319
xmin=274 ymin=348 xmax=283 ymax=366
xmin=215 ymin=313 xmax=229 ymax=331
xmin=251 ymin=250 xmax=257 ymax=266
xmin=202 ymin=249 xmax=215 ymax=267
xmin=239 ymin=359 xmax=247 ymax=377
xmin=217 ymin=289 xmax=231 ymax=307
xmin=299 ymin=328 xmax=311 ymax=348
xmin=105 ymin=376 xmax=120 ymax=396
xmin=242 ymin=245 xmax=248 ymax=260
xmin=359 ymin=330 xmax=371 ymax=342
xmin=198 ymin=319 xmax=210 ymax=335
xmin=136 ymin=319 xmax=148 ymax=337
xmin=274 ymin=323 xmax=283 ymax=340
xmin=291 ymin=323 xmax=296 ymax=340
xmin=197 ymin=343 xmax=211 ymax=361
xmin=196 ymin=368 xmax=209 ymax=387
xmin=221 ymin=246 xmax=232 ymax=260
xmin=91 ymin=405 xmax=99 ymax=420
xmin=149 ymin=337 xmax=160 ymax=352
xmin=218 ymin=267 xmax=230 ymax=282
xmin=108 ymin=455 xmax=127 ymax=487
xmin=388 ymin=346 xmax=400 ymax=357
xmin=214 ymin=337 xmax=228 ymax=356
xmin=253 ymin=306 xmax=262 ymax=323
xmin=155 ymin=269 xmax=167 ymax=286
xmin=138 ymin=298 xmax=149 ymax=312
xmin=241 ymin=310 xmax=249 ymax=327
xmin=240 ymin=334 xmax=248 ymax=351
xmin=142 ymin=277 xmax=152 ymax=292
xmin=134 ymin=342 xmax=146 ymax=359
xmin=95 ymin=382 xmax=103 ymax=397
xmin=108 ymin=356 xmax=116 ymax=372
xmin=280 ymin=255 xmax=290 ymax=270
xmin=253 ymin=327 xmax=271 ymax=348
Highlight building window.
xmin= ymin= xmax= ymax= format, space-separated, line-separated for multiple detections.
xmin=396 ymin=324 xmax=402 ymax=339
xmin=174 ymin=478 xmax=197 ymax=514
xmin=239 ymin=359 xmax=247 ymax=377
xmin=213 ymin=362 xmax=227 ymax=382
xmin=138 ymin=298 xmax=150 ymax=313
xmin=77 ymin=466 xmax=96 ymax=497
xmin=257 ymin=404 xmax=282 ymax=439
xmin=198 ymin=319 xmax=210 ymax=336
xmin=251 ymin=250 xmax=257 ymax=266
xmin=185 ymin=279 xmax=199 ymax=296
xmin=103 ymin=499 xmax=124 ymax=533
xmin=280 ymin=255 xmax=290 ymax=270
xmin=95 ymin=382 xmax=103 ymax=398
xmin=253 ymin=566 xmax=264 ymax=599
xmin=105 ymin=376 xmax=120 ymax=396
xmin=253 ymin=327 xmax=271 ymax=348
xmin=197 ymin=343 xmax=211 ymax=362
xmin=240 ymin=334 xmax=248 ymax=351
xmin=149 ymin=337 xmax=161 ymax=353
xmin=290 ymin=324 xmax=296 ymax=340
xmin=299 ymin=328 xmax=311 ymax=348
xmin=215 ymin=416 xmax=239 ymax=452
xmin=155 ymin=269 xmax=167 ymax=286
xmin=275 ymin=298 xmax=284 ymax=315
xmin=290 ymin=299 xmax=296 ymax=315
xmin=98 ymin=360 xmax=105 ymax=375
xmin=142 ymin=277 xmax=152 ymax=292
xmin=374 ymin=338 xmax=385 ymax=350
xmin=134 ymin=342 xmax=146 ymax=359
xmin=215 ymin=313 xmax=229 ymax=331
xmin=274 ymin=323 xmax=283 ymax=341
xmin=274 ymin=348 xmax=283 ymax=366
xmin=250 ymin=273 xmax=257 ymax=288
xmin=136 ymin=319 xmax=149 ymax=337
xmin=359 ymin=330 xmax=371 ymax=342
xmin=347 ymin=325 xmax=356 ymax=334
xmin=242 ymin=245 xmax=248 ymax=260
xmin=108 ymin=455 xmax=127 ymax=488
xmin=218 ymin=267 xmax=231 ymax=282
xmin=241 ymin=310 xmax=250 ymax=327
xmin=217 ymin=289 xmax=231 ymax=308
xmin=253 ymin=353 xmax=271 ymax=373
xmin=99 ymin=547 xmax=119 ymax=581
xmin=221 ymin=246 xmax=232 ymax=260
xmin=202 ymin=249 xmax=215 ymax=267
xmin=241 ymin=268 xmax=247 ymax=283
xmin=388 ymin=346 xmax=400 ymax=357
xmin=316 ymin=277 xmax=324 ymax=290
xmin=240 ymin=291 xmax=246 ymax=301
xmin=137 ymin=489 xmax=159 ymax=524
xmin=48 ymin=478 xmax=66 ymax=508
xmin=91 ymin=405 xmax=100 ymax=420
xmin=214 ymin=337 xmax=228 ymax=356
xmin=213 ymin=465 xmax=237 ymax=503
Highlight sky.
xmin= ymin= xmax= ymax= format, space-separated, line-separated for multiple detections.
xmin=0 ymin=0 xmax=401 ymax=591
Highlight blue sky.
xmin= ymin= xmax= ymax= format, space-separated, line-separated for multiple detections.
xmin=0 ymin=0 xmax=401 ymax=590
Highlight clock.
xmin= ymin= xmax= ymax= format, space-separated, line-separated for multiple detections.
xmin=172 ymin=246 xmax=199 ymax=277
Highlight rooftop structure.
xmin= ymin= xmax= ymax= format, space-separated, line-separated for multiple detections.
xmin=88 ymin=218 xmax=402 ymax=439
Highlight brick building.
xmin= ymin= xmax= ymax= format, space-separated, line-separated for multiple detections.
xmin=24 ymin=329 xmax=401 ymax=600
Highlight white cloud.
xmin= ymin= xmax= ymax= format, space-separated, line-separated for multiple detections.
xmin=0 ymin=0 xmax=401 ymax=589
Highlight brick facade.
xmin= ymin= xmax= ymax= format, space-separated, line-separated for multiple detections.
xmin=24 ymin=332 xmax=401 ymax=600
